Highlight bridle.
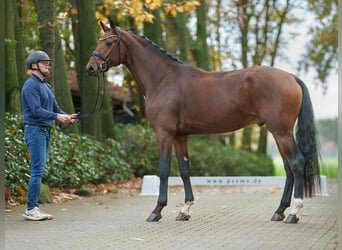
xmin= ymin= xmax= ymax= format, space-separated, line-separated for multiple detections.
xmin=91 ymin=27 xmax=122 ymax=72
xmin=60 ymin=28 xmax=122 ymax=131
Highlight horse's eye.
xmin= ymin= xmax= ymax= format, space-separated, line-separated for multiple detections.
xmin=106 ymin=41 xmax=112 ymax=47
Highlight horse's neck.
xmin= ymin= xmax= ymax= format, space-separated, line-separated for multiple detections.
xmin=122 ymin=34 xmax=178 ymax=97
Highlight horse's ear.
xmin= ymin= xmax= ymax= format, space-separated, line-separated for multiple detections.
xmin=100 ymin=21 xmax=109 ymax=32
xmin=109 ymin=20 xmax=116 ymax=32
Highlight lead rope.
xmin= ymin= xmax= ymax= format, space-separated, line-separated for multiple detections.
xmin=59 ymin=73 xmax=106 ymax=132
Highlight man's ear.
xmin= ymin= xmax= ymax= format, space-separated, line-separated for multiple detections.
xmin=31 ymin=63 xmax=38 ymax=69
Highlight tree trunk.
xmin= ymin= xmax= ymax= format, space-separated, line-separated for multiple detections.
xmin=54 ymin=25 xmax=79 ymax=134
xmin=174 ymin=10 xmax=188 ymax=62
xmin=191 ymin=0 xmax=210 ymax=70
xmin=5 ymin=0 xmax=21 ymax=114
xmin=241 ymin=125 xmax=252 ymax=151
xmin=143 ymin=9 xmax=162 ymax=45
xmin=15 ymin=0 xmax=27 ymax=90
xmin=33 ymin=0 xmax=55 ymax=87
xmin=71 ymin=0 xmax=100 ymax=138
xmin=236 ymin=0 xmax=252 ymax=152
xmin=72 ymin=0 xmax=116 ymax=140
xmin=257 ymin=126 xmax=268 ymax=154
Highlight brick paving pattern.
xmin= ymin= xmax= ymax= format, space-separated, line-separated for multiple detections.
xmin=5 ymin=181 xmax=338 ymax=250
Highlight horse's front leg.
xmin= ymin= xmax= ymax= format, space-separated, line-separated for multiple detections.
xmin=174 ymin=136 xmax=194 ymax=221
xmin=146 ymin=132 xmax=173 ymax=222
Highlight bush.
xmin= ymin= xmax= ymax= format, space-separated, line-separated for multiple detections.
xmin=5 ymin=114 xmax=29 ymax=196
xmin=117 ymin=125 xmax=274 ymax=177
xmin=189 ymin=135 xmax=274 ymax=176
xmin=5 ymin=113 xmax=133 ymax=196
xmin=116 ymin=123 xmax=160 ymax=176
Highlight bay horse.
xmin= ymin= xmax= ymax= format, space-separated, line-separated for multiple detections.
xmin=86 ymin=21 xmax=320 ymax=224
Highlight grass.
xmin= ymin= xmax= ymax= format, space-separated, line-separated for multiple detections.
xmin=273 ymin=156 xmax=338 ymax=179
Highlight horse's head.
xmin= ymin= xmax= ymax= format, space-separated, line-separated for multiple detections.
xmin=86 ymin=21 xmax=122 ymax=76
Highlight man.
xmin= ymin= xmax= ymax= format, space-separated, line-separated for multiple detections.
xmin=21 ymin=50 xmax=78 ymax=221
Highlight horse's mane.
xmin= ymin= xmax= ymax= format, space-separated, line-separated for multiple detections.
xmin=130 ymin=31 xmax=184 ymax=64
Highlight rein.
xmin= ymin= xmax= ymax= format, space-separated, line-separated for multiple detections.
xmin=60 ymin=29 xmax=122 ymax=132
xmin=59 ymin=73 xmax=105 ymax=131
xmin=77 ymin=72 xmax=106 ymax=120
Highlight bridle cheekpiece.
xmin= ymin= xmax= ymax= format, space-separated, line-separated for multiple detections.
xmin=91 ymin=27 xmax=121 ymax=72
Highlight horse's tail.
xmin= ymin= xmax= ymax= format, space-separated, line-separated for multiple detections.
xmin=295 ymin=77 xmax=321 ymax=197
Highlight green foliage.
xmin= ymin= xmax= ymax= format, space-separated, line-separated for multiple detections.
xmin=107 ymin=187 xmax=118 ymax=193
xmin=300 ymin=0 xmax=338 ymax=91
xmin=116 ymin=123 xmax=159 ymax=176
xmin=274 ymin=156 xmax=338 ymax=179
xmin=5 ymin=114 xmax=29 ymax=196
xmin=188 ymin=135 xmax=274 ymax=176
xmin=39 ymin=183 xmax=52 ymax=203
xmin=5 ymin=113 xmax=132 ymax=196
xmin=316 ymin=118 xmax=337 ymax=144
xmin=75 ymin=187 xmax=94 ymax=196
xmin=47 ymin=131 xmax=133 ymax=187
xmin=117 ymin=125 xmax=274 ymax=177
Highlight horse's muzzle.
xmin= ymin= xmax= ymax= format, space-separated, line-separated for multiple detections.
xmin=86 ymin=64 xmax=98 ymax=76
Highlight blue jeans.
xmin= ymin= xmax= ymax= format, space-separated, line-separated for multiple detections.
xmin=24 ymin=125 xmax=51 ymax=210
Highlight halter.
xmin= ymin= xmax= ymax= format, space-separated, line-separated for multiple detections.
xmin=91 ymin=27 xmax=122 ymax=72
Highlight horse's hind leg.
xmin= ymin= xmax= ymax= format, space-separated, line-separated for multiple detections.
xmin=285 ymin=146 xmax=305 ymax=223
xmin=271 ymin=159 xmax=294 ymax=221
xmin=272 ymin=132 xmax=305 ymax=224
xmin=174 ymin=136 xmax=194 ymax=221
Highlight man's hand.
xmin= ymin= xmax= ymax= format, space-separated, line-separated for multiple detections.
xmin=70 ymin=113 xmax=79 ymax=123
xmin=57 ymin=113 xmax=79 ymax=124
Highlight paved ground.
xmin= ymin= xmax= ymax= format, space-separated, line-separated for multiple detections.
xmin=5 ymin=181 xmax=338 ymax=250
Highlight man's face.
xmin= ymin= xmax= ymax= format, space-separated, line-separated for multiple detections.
xmin=33 ymin=61 xmax=50 ymax=77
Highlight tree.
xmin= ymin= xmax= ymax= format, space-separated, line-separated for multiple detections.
xmin=5 ymin=0 xmax=21 ymax=114
xmin=191 ymin=0 xmax=210 ymax=70
xmin=34 ymin=0 xmax=56 ymax=87
xmin=299 ymin=0 xmax=338 ymax=93
xmin=15 ymin=0 xmax=27 ymax=90
xmin=231 ymin=0 xmax=296 ymax=153
xmin=71 ymin=0 xmax=116 ymax=140
xmin=54 ymin=25 xmax=79 ymax=134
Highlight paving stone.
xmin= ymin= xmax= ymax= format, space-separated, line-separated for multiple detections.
xmin=5 ymin=181 xmax=338 ymax=250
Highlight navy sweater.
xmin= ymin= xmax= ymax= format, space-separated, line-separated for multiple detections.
xmin=21 ymin=74 xmax=65 ymax=127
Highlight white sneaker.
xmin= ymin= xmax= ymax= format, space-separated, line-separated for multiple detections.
xmin=22 ymin=207 xmax=53 ymax=221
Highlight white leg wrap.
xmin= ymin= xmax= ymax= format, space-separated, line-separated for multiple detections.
xmin=181 ymin=201 xmax=194 ymax=215
xmin=289 ymin=198 xmax=303 ymax=215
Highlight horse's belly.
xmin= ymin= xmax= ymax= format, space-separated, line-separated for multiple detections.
xmin=177 ymin=114 xmax=257 ymax=135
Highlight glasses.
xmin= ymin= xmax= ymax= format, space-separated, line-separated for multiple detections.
xmin=39 ymin=61 xmax=50 ymax=66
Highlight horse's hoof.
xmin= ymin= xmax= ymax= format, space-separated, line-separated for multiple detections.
xmin=285 ymin=214 xmax=299 ymax=224
xmin=176 ymin=212 xmax=191 ymax=221
xmin=271 ymin=213 xmax=285 ymax=221
xmin=146 ymin=213 xmax=162 ymax=222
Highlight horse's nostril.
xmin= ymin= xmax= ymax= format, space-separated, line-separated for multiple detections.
xmin=86 ymin=65 xmax=95 ymax=76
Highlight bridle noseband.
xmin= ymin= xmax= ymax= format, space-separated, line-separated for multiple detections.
xmin=91 ymin=27 xmax=121 ymax=72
